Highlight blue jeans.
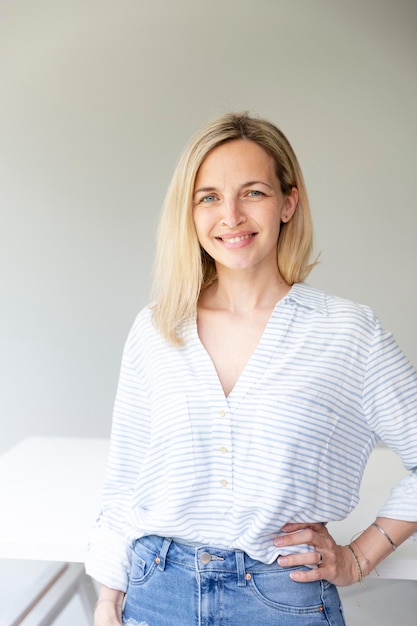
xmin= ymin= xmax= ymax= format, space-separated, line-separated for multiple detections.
xmin=122 ymin=536 xmax=345 ymax=625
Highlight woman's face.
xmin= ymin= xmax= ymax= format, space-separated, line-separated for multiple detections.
xmin=192 ymin=139 xmax=297 ymax=276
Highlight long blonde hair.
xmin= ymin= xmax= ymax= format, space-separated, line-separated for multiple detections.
xmin=151 ymin=112 xmax=316 ymax=345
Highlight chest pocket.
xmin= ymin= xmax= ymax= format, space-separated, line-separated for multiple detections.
xmin=140 ymin=394 xmax=196 ymax=500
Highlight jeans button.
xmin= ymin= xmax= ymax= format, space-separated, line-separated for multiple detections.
xmin=200 ymin=551 xmax=211 ymax=564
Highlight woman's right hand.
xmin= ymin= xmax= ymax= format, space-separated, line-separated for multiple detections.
xmin=93 ymin=600 xmax=123 ymax=626
xmin=93 ymin=585 xmax=125 ymax=626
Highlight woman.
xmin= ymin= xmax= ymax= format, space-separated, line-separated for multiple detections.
xmin=86 ymin=112 xmax=417 ymax=625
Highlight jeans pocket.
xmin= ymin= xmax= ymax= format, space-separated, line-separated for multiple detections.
xmin=128 ymin=541 xmax=158 ymax=586
xmin=248 ymin=568 xmax=325 ymax=615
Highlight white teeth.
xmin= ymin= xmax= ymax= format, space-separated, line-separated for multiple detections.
xmin=223 ymin=234 xmax=252 ymax=243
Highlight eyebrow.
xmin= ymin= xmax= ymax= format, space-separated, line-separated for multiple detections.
xmin=193 ymin=186 xmax=217 ymax=196
xmin=243 ymin=180 xmax=273 ymax=190
xmin=193 ymin=180 xmax=273 ymax=197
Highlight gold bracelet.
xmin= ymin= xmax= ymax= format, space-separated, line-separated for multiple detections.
xmin=372 ymin=521 xmax=397 ymax=551
xmin=94 ymin=598 xmax=123 ymax=612
xmin=346 ymin=544 xmax=365 ymax=583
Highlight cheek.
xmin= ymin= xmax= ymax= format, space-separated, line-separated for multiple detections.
xmin=265 ymin=212 xmax=282 ymax=238
xmin=193 ymin=211 xmax=213 ymax=241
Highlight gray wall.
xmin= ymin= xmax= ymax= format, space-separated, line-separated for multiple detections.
xmin=1 ymin=0 xmax=416 ymax=453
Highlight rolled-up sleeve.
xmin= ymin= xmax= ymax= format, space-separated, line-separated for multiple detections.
xmin=378 ymin=472 xmax=417 ymax=539
xmin=85 ymin=314 xmax=151 ymax=590
xmin=363 ymin=318 xmax=417 ymax=531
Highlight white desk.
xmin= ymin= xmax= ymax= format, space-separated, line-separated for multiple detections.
xmin=0 ymin=436 xmax=109 ymax=625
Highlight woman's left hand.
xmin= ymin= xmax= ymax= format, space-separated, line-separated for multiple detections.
xmin=274 ymin=523 xmax=358 ymax=587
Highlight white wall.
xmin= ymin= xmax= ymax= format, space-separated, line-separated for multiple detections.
xmin=0 ymin=0 xmax=416 ymax=453
xmin=0 ymin=0 xmax=417 ymax=626
xmin=0 ymin=2 xmax=416 ymax=624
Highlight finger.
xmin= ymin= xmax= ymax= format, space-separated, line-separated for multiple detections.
xmin=274 ymin=528 xmax=319 ymax=548
xmin=281 ymin=522 xmax=326 ymax=533
xmin=289 ymin=567 xmax=324 ymax=583
xmin=277 ymin=551 xmax=323 ymax=569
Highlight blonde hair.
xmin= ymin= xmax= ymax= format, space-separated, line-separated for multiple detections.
xmin=151 ymin=112 xmax=316 ymax=345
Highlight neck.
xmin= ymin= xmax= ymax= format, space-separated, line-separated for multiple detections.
xmin=200 ymin=266 xmax=291 ymax=314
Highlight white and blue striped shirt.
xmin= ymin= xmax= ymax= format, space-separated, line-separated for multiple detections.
xmin=85 ymin=283 xmax=417 ymax=591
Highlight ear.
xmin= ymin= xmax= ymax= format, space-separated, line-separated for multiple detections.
xmin=281 ymin=187 xmax=298 ymax=223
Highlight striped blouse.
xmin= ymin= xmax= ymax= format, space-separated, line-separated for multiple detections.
xmin=85 ymin=283 xmax=417 ymax=591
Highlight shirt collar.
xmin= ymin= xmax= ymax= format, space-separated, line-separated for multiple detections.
xmin=284 ymin=282 xmax=328 ymax=316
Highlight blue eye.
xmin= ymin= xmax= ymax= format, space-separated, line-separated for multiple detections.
xmin=201 ymin=194 xmax=217 ymax=203
xmin=248 ymin=190 xmax=263 ymax=197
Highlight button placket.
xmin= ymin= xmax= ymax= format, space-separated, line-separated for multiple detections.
xmin=212 ymin=403 xmax=233 ymax=500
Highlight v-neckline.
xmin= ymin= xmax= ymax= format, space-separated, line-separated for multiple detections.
xmin=191 ymin=293 xmax=291 ymax=401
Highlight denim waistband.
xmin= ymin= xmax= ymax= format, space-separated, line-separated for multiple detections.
xmin=135 ymin=535 xmax=286 ymax=587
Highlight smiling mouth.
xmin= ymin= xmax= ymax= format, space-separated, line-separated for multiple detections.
xmin=217 ymin=233 xmax=256 ymax=243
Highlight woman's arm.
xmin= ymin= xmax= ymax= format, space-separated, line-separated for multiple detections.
xmin=274 ymin=518 xmax=417 ymax=586
xmin=93 ymin=585 xmax=125 ymax=626
xmin=85 ymin=311 xmax=152 ymax=591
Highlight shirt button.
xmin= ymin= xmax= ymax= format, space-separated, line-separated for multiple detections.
xmin=220 ymin=479 xmax=228 ymax=487
xmin=219 ymin=410 xmax=226 ymax=417
xmin=219 ymin=446 xmax=228 ymax=454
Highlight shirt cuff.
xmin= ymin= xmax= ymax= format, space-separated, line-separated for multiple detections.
xmin=84 ymin=524 xmax=132 ymax=592
xmin=377 ymin=471 xmax=417 ymax=541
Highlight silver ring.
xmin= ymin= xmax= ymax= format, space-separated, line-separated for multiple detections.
xmin=317 ymin=552 xmax=323 ymax=566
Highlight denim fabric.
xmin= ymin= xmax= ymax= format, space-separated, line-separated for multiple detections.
xmin=122 ymin=536 xmax=345 ymax=626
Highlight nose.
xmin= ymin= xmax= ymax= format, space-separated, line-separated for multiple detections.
xmin=221 ymin=197 xmax=246 ymax=228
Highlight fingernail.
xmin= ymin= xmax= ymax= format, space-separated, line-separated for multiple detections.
xmin=278 ymin=556 xmax=288 ymax=566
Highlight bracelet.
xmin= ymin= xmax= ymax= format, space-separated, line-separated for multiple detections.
xmin=346 ymin=544 xmax=365 ymax=584
xmin=94 ymin=598 xmax=123 ymax=612
xmin=372 ymin=521 xmax=397 ymax=551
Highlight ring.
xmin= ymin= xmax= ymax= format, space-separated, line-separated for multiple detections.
xmin=317 ymin=552 xmax=323 ymax=566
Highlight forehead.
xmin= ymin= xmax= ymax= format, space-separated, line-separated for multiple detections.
xmin=195 ymin=139 xmax=276 ymax=184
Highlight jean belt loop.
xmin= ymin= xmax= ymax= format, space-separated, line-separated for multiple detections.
xmin=157 ymin=537 xmax=172 ymax=571
xmin=235 ymin=550 xmax=247 ymax=587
